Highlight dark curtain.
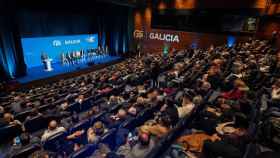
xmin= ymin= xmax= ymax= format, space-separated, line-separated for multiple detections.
xmin=0 ymin=14 xmax=27 ymax=80
xmin=17 ymin=10 xmax=98 ymax=37
xmin=0 ymin=5 xmax=134 ymax=79
xmin=97 ymin=6 xmax=134 ymax=56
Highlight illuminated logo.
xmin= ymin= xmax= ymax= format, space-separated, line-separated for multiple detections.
xmin=52 ymin=40 xmax=62 ymax=47
xmin=149 ymin=32 xmax=180 ymax=43
xmin=134 ymin=30 xmax=180 ymax=43
xmin=86 ymin=36 xmax=96 ymax=43
xmin=134 ymin=30 xmax=145 ymax=39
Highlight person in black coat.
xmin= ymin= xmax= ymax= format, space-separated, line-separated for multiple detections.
xmin=159 ymin=99 xmax=179 ymax=126
xmin=151 ymin=62 xmax=160 ymax=88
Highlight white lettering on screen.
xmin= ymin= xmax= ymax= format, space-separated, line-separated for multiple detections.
xmin=64 ymin=39 xmax=81 ymax=45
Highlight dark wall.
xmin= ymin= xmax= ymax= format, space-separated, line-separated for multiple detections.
xmin=134 ymin=5 xmax=250 ymax=53
xmin=257 ymin=16 xmax=280 ymax=48
xmin=134 ymin=1 xmax=279 ymax=54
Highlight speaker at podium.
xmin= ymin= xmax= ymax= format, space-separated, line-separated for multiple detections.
xmin=43 ymin=58 xmax=53 ymax=72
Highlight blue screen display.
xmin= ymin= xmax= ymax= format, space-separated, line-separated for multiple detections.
xmin=21 ymin=34 xmax=98 ymax=68
xmin=227 ymin=36 xmax=236 ymax=47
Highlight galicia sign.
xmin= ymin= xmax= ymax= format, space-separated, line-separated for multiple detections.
xmin=149 ymin=32 xmax=179 ymax=43
xmin=134 ymin=30 xmax=180 ymax=43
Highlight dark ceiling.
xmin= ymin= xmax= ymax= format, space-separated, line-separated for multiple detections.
xmin=0 ymin=0 xmax=146 ymax=13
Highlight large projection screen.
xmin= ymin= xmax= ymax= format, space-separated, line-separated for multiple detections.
xmin=21 ymin=34 xmax=98 ymax=68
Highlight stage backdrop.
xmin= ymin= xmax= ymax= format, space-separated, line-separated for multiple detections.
xmin=22 ymin=34 xmax=98 ymax=68
xmin=0 ymin=4 xmax=134 ymax=79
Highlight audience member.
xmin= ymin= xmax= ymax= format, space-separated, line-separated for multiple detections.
xmin=126 ymin=132 xmax=155 ymax=158
xmin=41 ymin=120 xmax=66 ymax=142
xmin=0 ymin=39 xmax=278 ymax=158
xmin=87 ymin=121 xmax=108 ymax=143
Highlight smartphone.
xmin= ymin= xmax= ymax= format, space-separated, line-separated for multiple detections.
xmin=14 ymin=136 xmax=21 ymax=145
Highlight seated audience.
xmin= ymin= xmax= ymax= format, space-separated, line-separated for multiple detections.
xmin=104 ymin=108 xmax=128 ymax=128
xmin=2 ymin=113 xmax=24 ymax=130
xmin=129 ymin=133 xmax=155 ymax=158
xmin=0 ymin=39 xmax=279 ymax=158
xmin=87 ymin=121 xmax=108 ymax=144
xmin=24 ymin=107 xmax=42 ymax=123
xmin=41 ymin=120 xmax=66 ymax=142
xmin=108 ymin=95 xmax=125 ymax=105
xmin=10 ymin=95 xmax=25 ymax=114
xmin=28 ymin=150 xmax=55 ymax=158
xmin=177 ymin=91 xmax=196 ymax=118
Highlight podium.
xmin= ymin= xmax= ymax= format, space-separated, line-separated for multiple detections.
xmin=43 ymin=59 xmax=53 ymax=71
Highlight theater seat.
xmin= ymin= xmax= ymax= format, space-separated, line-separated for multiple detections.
xmin=247 ymin=123 xmax=256 ymax=137
xmin=24 ymin=115 xmax=49 ymax=133
xmin=69 ymin=144 xmax=97 ymax=158
xmin=135 ymin=108 xmax=153 ymax=126
xmin=52 ymin=99 xmax=65 ymax=107
xmin=109 ymin=103 xmax=122 ymax=113
xmin=243 ymin=143 xmax=259 ymax=158
xmin=11 ymin=143 xmax=41 ymax=158
xmin=38 ymin=104 xmax=52 ymax=112
xmin=0 ymin=124 xmax=22 ymax=143
xmin=100 ymin=128 xmax=117 ymax=150
xmin=94 ymin=97 xmax=106 ymax=105
xmin=80 ymin=96 xmax=94 ymax=111
xmin=90 ymin=111 xmax=106 ymax=125
xmin=94 ymin=94 xmax=102 ymax=101
xmin=15 ymin=110 xmax=32 ymax=122
xmin=120 ymin=118 xmax=137 ymax=130
xmin=43 ymin=132 xmax=66 ymax=152
xmin=69 ymin=119 xmax=90 ymax=133
xmin=66 ymin=102 xmax=81 ymax=113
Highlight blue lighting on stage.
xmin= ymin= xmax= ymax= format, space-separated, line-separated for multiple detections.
xmin=17 ymin=56 xmax=120 ymax=84
xmin=123 ymin=35 xmax=126 ymax=53
xmin=21 ymin=34 xmax=98 ymax=68
xmin=17 ymin=34 xmax=121 ymax=84
xmin=3 ymin=35 xmax=17 ymax=78
xmin=191 ymin=42 xmax=198 ymax=49
xmin=227 ymin=36 xmax=236 ymax=47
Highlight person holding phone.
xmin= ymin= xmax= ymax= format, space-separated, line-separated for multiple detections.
xmin=5 ymin=132 xmax=35 ymax=158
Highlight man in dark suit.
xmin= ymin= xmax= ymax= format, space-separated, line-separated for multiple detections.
xmin=41 ymin=52 xmax=48 ymax=62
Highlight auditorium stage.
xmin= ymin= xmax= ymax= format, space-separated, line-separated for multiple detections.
xmin=17 ymin=56 xmax=121 ymax=84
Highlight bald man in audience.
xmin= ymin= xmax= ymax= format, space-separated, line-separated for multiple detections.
xmin=41 ymin=120 xmax=66 ymax=142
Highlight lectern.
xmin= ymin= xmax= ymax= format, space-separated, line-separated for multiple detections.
xmin=43 ymin=59 xmax=53 ymax=71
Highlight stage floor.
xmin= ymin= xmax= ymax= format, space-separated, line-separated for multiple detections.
xmin=17 ymin=55 xmax=121 ymax=84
